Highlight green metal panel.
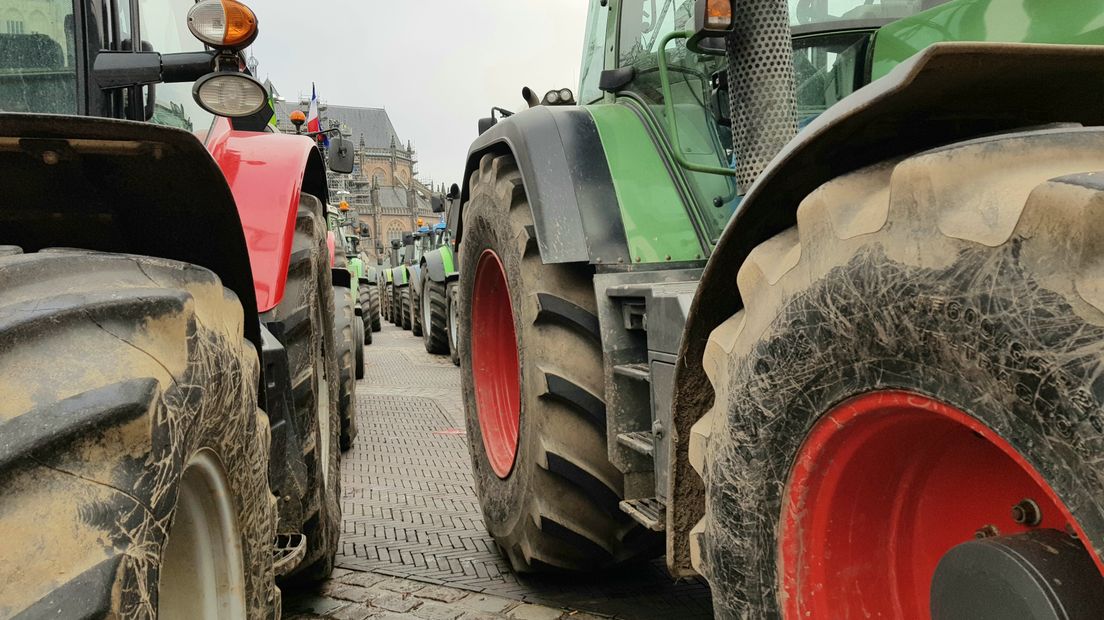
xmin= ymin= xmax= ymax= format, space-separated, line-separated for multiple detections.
xmin=440 ymin=245 xmax=457 ymax=276
xmin=587 ymin=104 xmax=703 ymax=264
xmin=872 ymin=0 xmax=1104 ymax=80
xmin=348 ymin=257 xmax=365 ymax=280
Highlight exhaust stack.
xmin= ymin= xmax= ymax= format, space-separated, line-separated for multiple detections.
xmin=726 ymin=0 xmax=798 ymax=191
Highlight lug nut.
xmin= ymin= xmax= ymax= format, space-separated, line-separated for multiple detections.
xmin=1011 ymin=499 xmax=1042 ymax=526
xmin=975 ymin=524 xmax=1000 ymax=539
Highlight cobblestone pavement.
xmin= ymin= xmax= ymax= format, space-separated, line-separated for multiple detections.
xmin=285 ymin=323 xmax=712 ymax=619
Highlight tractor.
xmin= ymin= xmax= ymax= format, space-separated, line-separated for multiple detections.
xmin=389 ymin=226 xmax=429 ymax=333
xmin=455 ymin=0 xmax=1104 ymax=616
xmin=405 ymin=223 xmax=433 ymax=338
xmin=0 ymin=0 xmax=355 ymax=616
xmin=326 ymin=202 xmax=363 ymax=450
xmin=420 ymin=186 xmax=463 ymax=365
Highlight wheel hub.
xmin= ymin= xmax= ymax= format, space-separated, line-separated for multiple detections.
xmin=470 ymin=250 xmax=520 ymax=478
xmin=931 ymin=529 xmax=1104 ymax=619
xmin=780 ymin=390 xmax=1102 ymax=617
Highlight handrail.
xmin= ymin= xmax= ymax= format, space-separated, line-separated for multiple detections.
xmin=657 ymin=30 xmax=736 ymax=177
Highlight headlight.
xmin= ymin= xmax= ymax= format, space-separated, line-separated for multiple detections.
xmin=187 ymin=0 xmax=258 ymax=50
xmin=559 ymin=88 xmax=574 ymax=103
xmin=192 ymin=72 xmax=268 ymax=117
xmin=544 ymin=90 xmax=560 ymax=105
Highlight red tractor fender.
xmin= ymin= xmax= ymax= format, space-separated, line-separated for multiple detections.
xmin=206 ymin=117 xmax=329 ymax=312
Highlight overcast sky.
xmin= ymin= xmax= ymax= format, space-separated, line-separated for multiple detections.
xmin=250 ymin=1 xmax=591 ymax=187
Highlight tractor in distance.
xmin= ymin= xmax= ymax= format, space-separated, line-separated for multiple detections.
xmin=326 ymin=201 xmax=363 ymax=450
xmin=382 ymin=237 xmax=402 ymax=326
xmin=338 ymin=208 xmax=383 ymax=340
xmin=389 ymin=224 xmax=429 ymax=333
xmin=454 ymin=0 xmax=1104 ymax=617
xmin=0 ymin=0 xmax=356 ymax=616
xmin=420 ymin=185 xmax=463 ymax=365
xmin=329 ymin=199 xmax=379 ymax=348
xmin=405 ymin=221 xmax=434 ymax=337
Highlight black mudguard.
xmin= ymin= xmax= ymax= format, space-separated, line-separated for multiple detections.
xmin=668 ymin=42 xmax=1104 ymax=577
xmin=0 ymin=114 xmax=260 ymax=351
xmin=422 ymin=249 xmax=449 ymax=284
xmin=458 ymin=106 xmax=627 ymax=265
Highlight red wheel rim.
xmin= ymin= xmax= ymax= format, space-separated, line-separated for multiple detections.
xmin=470 ymin=250 xmax=520 ymax=479
xmin=780 ymin=390 xmax=1102 ymax=617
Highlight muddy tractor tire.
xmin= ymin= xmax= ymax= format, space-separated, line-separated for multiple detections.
xmin=447 ymin=281 xmax=461 ymax=367
xmin=260 ymin=195 xmax=341 ymax=584
xmin=459 ymin=154 xmax=659 ymax=572
xmin=421 ymin=269 xmax=450 ymax=355
xmin=400 ymin=288 xmax=413 ymax=331
xmin=333 ymin=285 xmax=359 ymax=451
xmin=692 ymin=129 xmax=1104 ymax=617
xmin=0 ymin=250 xmax=277 ymax=618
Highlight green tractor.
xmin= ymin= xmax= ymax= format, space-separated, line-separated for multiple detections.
xmin=456 ymin=0 xmax=1104 ymax=616
xmin=420 ymin=186 xmax=462 ymax=365
xmin=325 ymin=204 xmax=363 ymax=453
xmin=390 ymin=227 xmax=431 ymax=333
xmin=332 ymin=202 xmax=380 ymax=346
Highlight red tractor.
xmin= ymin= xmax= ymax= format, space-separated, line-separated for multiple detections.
xmin=0 ymin=0 xmax=354 ymax=616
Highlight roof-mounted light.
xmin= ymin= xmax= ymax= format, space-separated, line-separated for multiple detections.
xmin=187 ymin=0 xmax=259 ymax=50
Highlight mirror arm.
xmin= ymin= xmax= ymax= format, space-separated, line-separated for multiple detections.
xmin=161 ymin=51 xmax=218 ymax=83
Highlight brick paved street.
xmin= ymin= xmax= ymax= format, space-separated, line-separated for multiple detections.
xmin=284 ymin=323 xmax=712 ymax=619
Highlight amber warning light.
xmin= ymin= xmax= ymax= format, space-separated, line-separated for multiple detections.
xmin=706 ymin=0 xmax=732 ymax=29
xmin=188 ymin=0 xmax=259 ymax=50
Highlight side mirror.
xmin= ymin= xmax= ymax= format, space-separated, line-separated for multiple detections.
xmin=478 ymin=116 xmax=497 ymax=135
xmin=328 ymin=136 xmax=354 ymax=174
xmin=431 ymin=194 xmax=446 ymax=213
xmin=446 ymin=183 xmax=460 ymax=201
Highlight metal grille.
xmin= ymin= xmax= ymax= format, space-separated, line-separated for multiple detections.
xmin=727 ymin=0 xmax=799 ymax=191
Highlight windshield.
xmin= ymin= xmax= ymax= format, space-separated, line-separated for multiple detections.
xmin=0 ymin=0 xmax=77 ymax=113
xmin=789 ymin=0 xmax=950 ymax=26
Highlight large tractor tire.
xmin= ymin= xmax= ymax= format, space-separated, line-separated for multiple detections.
xmin=378 ymin=280 xmax=390 ymax=326
xmin=260 ymin=195 xmax=341 ymax=584
xmin=358 ymin=281 xmax=377 ymax=338
xmin=692 ymin=129 xmax=1104 ymax=618
xmin=421 ymin=269 xmax=449 ymax=355
xmin=459 ymin=154 xmax=659 ymax=572
xmin=447 ymin=281 xmax=461 ymax=366
xmin=369 ymin=284 xmax=381 ymax=332
xmin=400 ymin=288 xmax=413 ymax=331
xmin=410 ymin=281 xmax=424 ymax=337
xmin=333 ymin=285 xmax=359 ymax=452
xmin=353 ymin=317 xmax=365 ymax=379
xmin=0 ymin=250 xmax=277 ymax=618
xmin=390 ymin=285 xmax=401 ymax=326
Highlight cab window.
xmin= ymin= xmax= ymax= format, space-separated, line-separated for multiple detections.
xmin=139 ymin=0 xmax=214 ymax=136
xmin=0 ymin=0 xmax=77 ymax=113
